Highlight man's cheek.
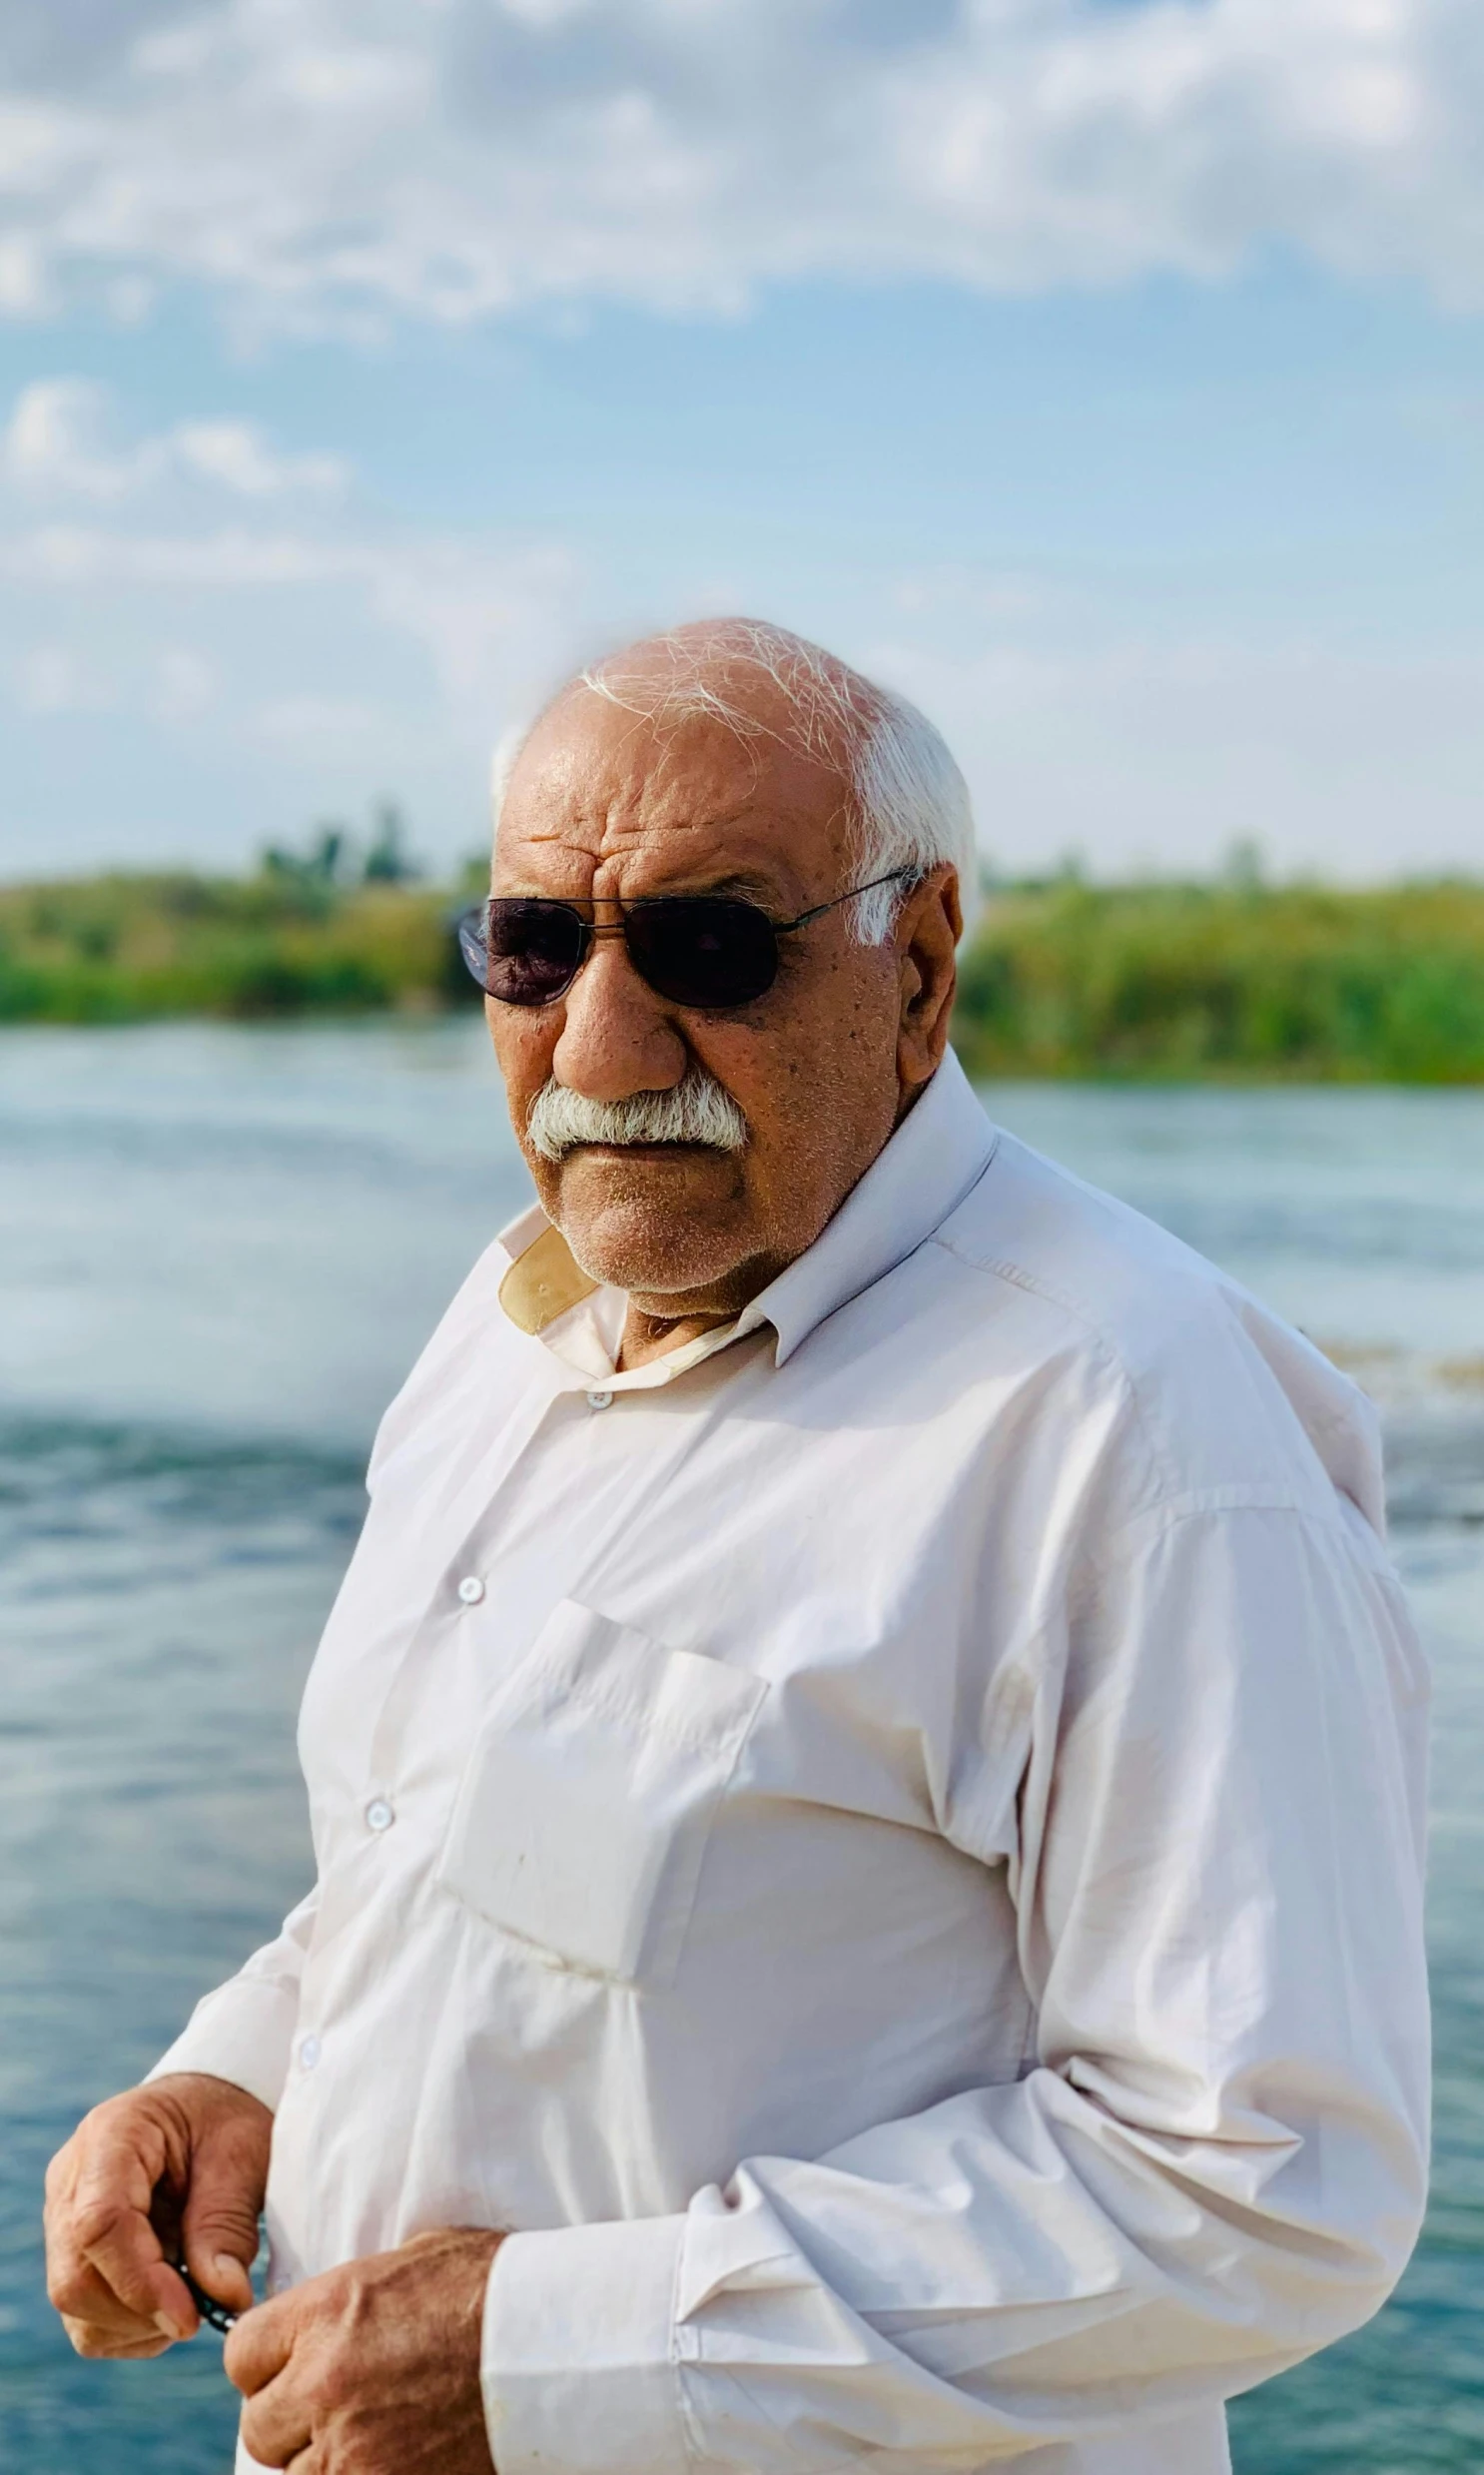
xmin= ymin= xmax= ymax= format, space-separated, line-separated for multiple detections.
xmin=487 ymin=1007 xmax=555 ymax=1089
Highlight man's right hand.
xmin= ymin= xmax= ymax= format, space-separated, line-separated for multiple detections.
xmin=44 ymin=2071 xmax=272 ymax=2357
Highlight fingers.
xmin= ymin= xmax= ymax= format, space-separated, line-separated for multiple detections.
xmin=52 ymin=2258 xmax=178 ymax=2346
xmin=69 ymin=2139 xmax=197 ymax=2338
xmin=62 ymin=2313 xmax=173 ymax=2361
xmin=228 ymin=2291 xmax=316 ymax=2470
xmin=45 ymin=2108 xmax=197 ymax=2347
xmin=236 ymin=2360 xmax=315 ymax=2470
xmin=181 ymin=2149 xmax=264 ymax=2318
xmin=46 ymin=2076 xmax=273 ymax=2361
xmin=224 ymin=2293 xmax=297 ymax=2398
xmin=239 ymin=2390 xmax=315 ymax=2470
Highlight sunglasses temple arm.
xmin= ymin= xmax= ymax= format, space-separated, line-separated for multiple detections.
xmin=779 ymin=868 xmax=919 ymax=934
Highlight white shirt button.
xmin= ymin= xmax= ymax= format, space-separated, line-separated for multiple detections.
xmin=366 ymin=1797 xmax=394 ymax=1834
xmin=299 ymin=2034 xmax=321 ymax=2072
xmin=586 ymin=1389 xmax=614 ymax=1410
xmin=456 ymin=1575 xmax=485 ymax=1605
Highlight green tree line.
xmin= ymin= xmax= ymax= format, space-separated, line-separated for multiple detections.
xmin=954 ymin=877 xmax=1484 ymax=1082
xmin=4 ymin=849 xmax=1484 ymax=1081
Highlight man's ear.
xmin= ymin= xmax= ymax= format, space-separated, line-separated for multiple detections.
xmin=896 ymin=865 xmax=961 ymax=1097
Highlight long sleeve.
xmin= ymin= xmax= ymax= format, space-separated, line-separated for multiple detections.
xmin=483 ymin=1493 xmax=1430 ymax=2472
xmin=146 ymin=1885 xmax=319 ymax=2113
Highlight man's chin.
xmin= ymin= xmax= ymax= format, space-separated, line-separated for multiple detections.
xmin=547 ymin=1144 xmax=750 ymax=1294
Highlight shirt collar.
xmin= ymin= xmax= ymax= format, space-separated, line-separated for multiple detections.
xmin=737 ymin=1047 xmax=998 ymax=1364
xmin=494 ymin=1048 xmax=998 ymax=1383
xmin=495 ymin=1214 xmax=752 ymax=1392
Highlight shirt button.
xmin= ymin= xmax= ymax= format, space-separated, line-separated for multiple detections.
xmin=299 ymin=2034 xmax=321 ymax=2072
xmin=586 ymin=1389 xmax=614 ymax=1410
xmin=366 ymin=1796 xmax=394 ymax=1834
xmin=456 ymin=1574 xmax=485 ymax=1605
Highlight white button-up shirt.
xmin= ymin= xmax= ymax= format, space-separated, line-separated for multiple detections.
xmin=153 ymin=1053 xmax=1430 ymax=2475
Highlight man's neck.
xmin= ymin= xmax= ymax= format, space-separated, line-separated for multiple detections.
xmin=616 ymin=1298 xmax=743 ymax=1371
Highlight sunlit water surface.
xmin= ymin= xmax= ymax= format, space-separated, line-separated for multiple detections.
xmin=3 ymin=1021 xmax=1482 ymax=2472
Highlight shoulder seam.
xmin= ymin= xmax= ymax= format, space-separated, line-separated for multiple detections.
xmin=1085 ymin=1489 xmax=1372 ymax=1596
xmin=929 ymin=1226 xmax=1181 ymax=1490
xmin=925 ymin=1229 xmax=1286 ymax=1524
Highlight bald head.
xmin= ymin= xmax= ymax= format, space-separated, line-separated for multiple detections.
xmin=497 ymin=618 xmax=976 ymax=948
xmin=482 ymin=616 xmax=968 ymax=1366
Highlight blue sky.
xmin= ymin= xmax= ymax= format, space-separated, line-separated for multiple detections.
xmin=2 ymin=0 xmax=1482 ymax=882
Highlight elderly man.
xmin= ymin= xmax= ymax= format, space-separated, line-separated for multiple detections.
xmin=46 ymin=620 xmax=1428 ymax=2475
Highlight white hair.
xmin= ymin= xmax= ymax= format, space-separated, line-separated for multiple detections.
xmin=526 ymin=1065 xmax=748 ymax=1161
xmin=491 ymin=618 xmax=978 ymax=947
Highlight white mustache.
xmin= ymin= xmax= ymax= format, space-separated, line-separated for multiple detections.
xmin=526 ymin=1068 xmax=749 ymax=1163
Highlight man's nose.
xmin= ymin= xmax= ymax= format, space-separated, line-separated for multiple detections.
xmin=550 ymin=930 xmax=688 ymax=1102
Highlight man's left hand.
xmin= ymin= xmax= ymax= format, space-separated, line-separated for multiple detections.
xmin=226 ymin=2226 xmax=502 ymax=2473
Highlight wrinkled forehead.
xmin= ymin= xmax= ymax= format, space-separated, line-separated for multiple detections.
xmin=494 ymin=676 xmax=858 ymax=891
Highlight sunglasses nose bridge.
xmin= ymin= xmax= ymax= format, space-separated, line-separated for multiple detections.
xmin=562 ymin=918 xmax=666 ymax=1012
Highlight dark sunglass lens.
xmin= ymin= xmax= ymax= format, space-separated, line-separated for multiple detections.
xmin=627 ymin=899 xmax=779 ymax=1009
xmin=461 ymin=901 xmax=586 ymax=1005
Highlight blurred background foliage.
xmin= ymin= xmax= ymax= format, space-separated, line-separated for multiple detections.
xmin=954 ymin=874 xmax=1484 ymax=1083
xmin=0 ymin=807 xmax=484 ymax=1024
xmin=5 ymin=817 xmax=1484 ymax=1081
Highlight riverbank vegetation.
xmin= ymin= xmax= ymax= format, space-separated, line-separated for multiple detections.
xmin=4 ymin=845 xmax=1484 ymax=1081
xmin=953 ymin=875 xmax=1484 ymax=1083
xmin=0 ymin=814 xmax=476 ymax=1023
xmin=0 ymin=868 xmax=465 ymax=1022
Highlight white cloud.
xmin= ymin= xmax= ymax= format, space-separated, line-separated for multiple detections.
xmin=0 ymin=1 xmax=1480 ymax=333
xmin=0 ymin=494 xmax=595 ymax=868
xmin=0 ymin=515 xmax=586 ymax=717
xmin=3 ymin=381 xmax=135 ymax=498
xmin=0 ymin=520 xmax=334 ymax=584
xmin=255 ymin=692 xmax=388 ymax=747
xmin=169 ymin=420 xmax=346 ymax=497
xmin=153 ymin=645 xmax=216 ymax=719
xmin=0 ymin=484 xmax=596 ymax=865
xmin=1 ymin=380 xmax=349 ymax=498
xmin=870 ymin=623 xmax=1484 ymax=881
xmin=14 ymin=640 xmax=100 ymax=714
xmin=7 ymin=480 xmax=1484 ymax=882
xmin=0 ymin=234 xmax=48 ymax=314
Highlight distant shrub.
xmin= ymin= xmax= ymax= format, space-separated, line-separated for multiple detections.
xmin=952 ymin=881 xmax=1484 ymax=1082
xmin=0 ymin=872 xmax=462 ymax=1024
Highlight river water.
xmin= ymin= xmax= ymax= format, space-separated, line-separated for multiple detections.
xmin=2 ymin=1020 xmax=1482 ymax=2472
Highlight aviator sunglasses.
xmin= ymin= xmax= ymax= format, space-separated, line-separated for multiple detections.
xmin=456 ymin=868 xmax=916 ymax=1013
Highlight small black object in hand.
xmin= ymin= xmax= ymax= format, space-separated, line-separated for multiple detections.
xmin=173 ymin=2259 xmax=240 ymax=2333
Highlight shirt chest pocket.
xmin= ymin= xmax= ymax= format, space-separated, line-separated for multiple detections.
xmin=435 ymin=1597 xmax=767 ymax=1988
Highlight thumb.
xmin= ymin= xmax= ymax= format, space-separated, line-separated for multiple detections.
xmin=180 ymin=2141 xmax=263 ymax=2316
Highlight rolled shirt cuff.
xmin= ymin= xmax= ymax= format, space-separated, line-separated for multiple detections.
xmin=145 ymin=1973 xmax=302 ymax=2114
xmin=483 ymin=2212 xmax=693 ymax=2475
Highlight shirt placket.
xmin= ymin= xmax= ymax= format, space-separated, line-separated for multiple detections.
xmin=367 ymin=1356 xmax=754 ymax=1799
xmin=359 ymin=1368 xmax=576 ymax=1792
